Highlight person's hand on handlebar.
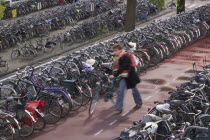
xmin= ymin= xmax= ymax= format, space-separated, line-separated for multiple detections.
xmin=109 ymin=75 xmax=114 ymax=79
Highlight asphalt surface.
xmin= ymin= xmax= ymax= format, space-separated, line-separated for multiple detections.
xmin=1 ymin=1 xmax=210 ymax=140
xmin=23 ymin=36 xmax=210 ymax=140
xmin=1 ymin=0 xmax=209 ymax=79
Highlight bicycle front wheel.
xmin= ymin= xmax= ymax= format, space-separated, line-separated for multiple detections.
xmin=0 ymin=118 xmax=14 ymax=140
xmin=34 ymin=111 xmax=46 ymax=130
xmin=79 ymin=81 xmax=92 ymax=106
xmin=17 ymin=110 xmax=35 ymax=137
xmin=70 ymin=87 xmax=83 ymax=111
xmin=110 ymin=92 xmax=117 ymax=105
xmin=0 ymin=61 xmax=9 ymax=72
xmin=88 ymin=92 xmax=100 ymax=116
xmin=11 ymin=50 xmax=20 ymax=59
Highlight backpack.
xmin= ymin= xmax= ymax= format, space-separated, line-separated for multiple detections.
xmin=127 ymin=52 xmax=139 ymax=67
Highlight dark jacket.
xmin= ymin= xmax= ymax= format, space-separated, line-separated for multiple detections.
xmin=114 ymin=53 xmax=140 ymax=89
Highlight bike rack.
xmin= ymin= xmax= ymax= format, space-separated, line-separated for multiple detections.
xmin=192 ymin=61 xmax=197 ymax=75
xmin=203 ymin=56 xmax=207 ymax=69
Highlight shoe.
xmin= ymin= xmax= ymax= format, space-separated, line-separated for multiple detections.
xmin=133 ymin=104 xmax=142 ymax=109
xmin=115 ymin=109 xmax=123 ymax=114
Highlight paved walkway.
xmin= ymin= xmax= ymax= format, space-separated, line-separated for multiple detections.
xmin=24 ymin=37 xmax=210 ymax=140
xmin=1 ymin=0 xmax=209 ymax=79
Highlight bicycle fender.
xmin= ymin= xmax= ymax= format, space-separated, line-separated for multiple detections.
xmin=25 ymin=110 xmax=36 ymax=123
xmin=196 ymin=114 xmax=210 ymax=120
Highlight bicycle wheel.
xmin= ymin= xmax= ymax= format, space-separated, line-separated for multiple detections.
xmin=198 ymin=115 xmax=210 ymax=127
xmin=70 ymin=86 xmax=83 ymax=111
xmin=36 ymin=45 xmax=45 ymax=54
xmin=0 ymin=118 xmax=14 ymax=140
xmin=17 ymin=110 xmax=35 ymax=137
xmin=79 ymin=81 xmax=92 ymax=106
xmin=7 ymin=116 xmax=20 ymax=139
xmin=109 ymin=92 xmax=118 ymax=105
xmin=109 ymin=79 xmax=120 ymax=104
xmin=38 ymin=95 xmax=62 ymax=124
xmin=45 ymin=43 xmax=55 ymax=52
xmin=89 ymin=92 xmax=100 ymax=116
xmin=0 ymin=61 xmax=9 ymax=72
xmin=11 ymin=50 xmax=20 ymax=59
xmin=34 ymin=111 xmax=46 ymax=130
xmin=86 ymin=73 xmax=101 ymax=97
xmin=25 ymin=49 xmax=37 ymax=60
xmin=57 ymin=92 xmax=72 ymax=117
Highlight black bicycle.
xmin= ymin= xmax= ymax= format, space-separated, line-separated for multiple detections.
xmin=0 ymin=57 xmax=9 ymax=72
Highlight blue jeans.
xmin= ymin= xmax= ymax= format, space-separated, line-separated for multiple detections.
xmin=115 ymin=79 xmax=142 ymax=110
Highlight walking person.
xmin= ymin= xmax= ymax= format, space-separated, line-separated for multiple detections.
xmin=109 ymin=44 xmax=142 ymax=114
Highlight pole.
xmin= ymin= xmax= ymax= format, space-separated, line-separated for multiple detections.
xmin=177 ymin=0 xmax=185 ymax=14
xmin=125 ymin=0 xmax=137 ymax=32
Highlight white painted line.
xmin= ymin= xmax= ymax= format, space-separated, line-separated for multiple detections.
xmin=94 ymin=129 xmax=104 ymax=136
xmin=122 ymin=110 xmax=130 ymax=116
xmin=155 ymin=89 xmax=160 ymax=94
xmin=172 ymin=67 xmax=193 ymax=81
xmin=164 ymin=83 xmax=170 ymax=86
xmin=109 ymin=120 xmax=118 ymax=126
xmin=145 ymin=96 xmax=151 ymax=100
xmin=172 ymin=72 xmax=184 ymax=81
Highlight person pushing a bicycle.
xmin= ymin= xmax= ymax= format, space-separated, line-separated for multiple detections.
xmin=109 ymin=44 xmax=142 ymax=114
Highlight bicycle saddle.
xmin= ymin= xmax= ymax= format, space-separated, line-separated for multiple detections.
xmin=156 ymin=103 xmax=172 ymax=114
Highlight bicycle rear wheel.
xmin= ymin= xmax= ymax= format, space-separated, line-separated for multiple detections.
xmin=38 ymin=95 xmax=62 ymax=124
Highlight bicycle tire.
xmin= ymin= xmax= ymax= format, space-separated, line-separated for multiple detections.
xmin=89 ymin=92 xmax=100 ymax=116
xmin=18 ymin=110 xmax=35 ymax=137
xmin=34 ymin=111 xmax=46 ymax=130
xmin=0 ymin=118 xmax=14 ymax=140
xmin=45 ymin=43 xmax=54 ymax=52
xmin=69 ymin=86 xmax=83 ymax=111
xmin=109 ymin=78 xmax=120 ymax=104
xmin=79 ymin=81 xmax=92 ymax=106
xmin=11 ymin=50 xmax=20 ymax=59
xmin=38 ymin=95 xmax=62 ymax=124
xmin=57 ymin=92 xmax=72 ymax=117
xmin=0 ymin=61 xmax=9 ymax=72
xmin=110 ymin=92 xmax=117 ymax=105
xmin=197 ymin=115 xmax=210 ymax=127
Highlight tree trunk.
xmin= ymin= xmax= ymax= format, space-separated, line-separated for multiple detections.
xmin=125 ymin=0 xmax=137 ymax=32
xmin=177 ymin=0 xmax=185 ymax=14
